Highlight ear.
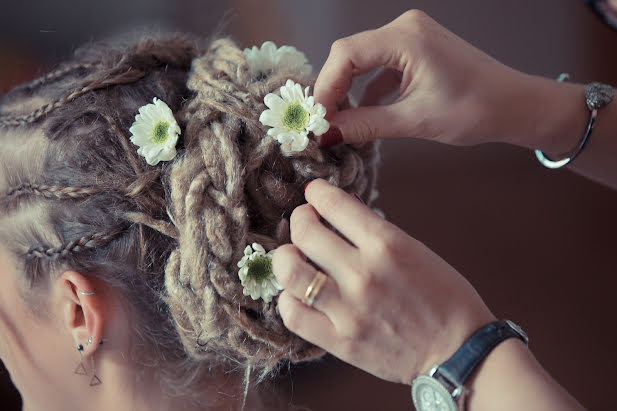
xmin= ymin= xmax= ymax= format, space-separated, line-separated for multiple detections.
xmin=57 ymin=271 xmax=104 ymax=357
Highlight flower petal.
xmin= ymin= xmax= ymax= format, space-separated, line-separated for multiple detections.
xmin=310 ymin=102 xmax=326 ymax=118
xmin=259 ymin=109 xmax=281 ymax=128
xmin=290 ymin=133 xmax=309 ymax=151
xmin=252 ymin=243 xmax=266 ymax=254
xmin=308 ymin=118 xmax=330 ymax=136
xmin=280 ymin=82 xmax=294 ymax=102
xmin=261 ymin=41 xmax=277 ymax=56
xmin=267 ymin=127 xmax=283 ymax=138
xmin=139 ymin=145 xmax=165 ymax=166
xmin=264 ymin=93 xmax=286 ymax=112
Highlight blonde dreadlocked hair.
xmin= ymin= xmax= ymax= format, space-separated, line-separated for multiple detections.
xmin=0 ymin=33 xmax=380 ymax=398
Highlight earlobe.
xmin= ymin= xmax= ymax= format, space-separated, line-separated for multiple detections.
xmin=58 ymin=271 xmax=104 ymax=356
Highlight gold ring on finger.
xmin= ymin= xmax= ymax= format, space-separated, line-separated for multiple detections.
xmin=302 ymin=271 xmax=328 ymax=308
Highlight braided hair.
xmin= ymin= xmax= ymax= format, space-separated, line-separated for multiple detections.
xmin=0 ymin=34 xmax=380 ymax=397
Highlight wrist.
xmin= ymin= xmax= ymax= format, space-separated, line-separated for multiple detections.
xmin=465 ymin=338 xmax=531 ymax=409
xmin=411 ymin=320 xmax=530 ymax=411
xmin=466 ymin=338 xmax=585 ymax=411
xmin=485 ymin=73 xmax=588 ymax=156
xmin=412 ymin=310 xmax=496 ymax=385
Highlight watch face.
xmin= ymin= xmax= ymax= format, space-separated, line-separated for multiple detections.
xmin=411 ymin=375 xmax=457 ymax=411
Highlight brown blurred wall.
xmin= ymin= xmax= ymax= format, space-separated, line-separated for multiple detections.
xmin=1 ymin=1 xmax=616 ymax=410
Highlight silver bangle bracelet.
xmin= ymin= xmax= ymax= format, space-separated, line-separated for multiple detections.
xmin=535 ymin=73 xmax=614 ymax=169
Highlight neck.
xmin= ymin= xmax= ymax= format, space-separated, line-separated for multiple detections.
xmin=22 ymin=354 xmax=238 ymax=411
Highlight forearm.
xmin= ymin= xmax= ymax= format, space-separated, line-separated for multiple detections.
xmin=489 ymin=73 xmax=617 ymax=189
xmin=466 ymin=339 xmax=585 ymax=411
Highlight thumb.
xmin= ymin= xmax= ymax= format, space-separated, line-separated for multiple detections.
xmin=318 ymin=103 xmax=408 ymax=147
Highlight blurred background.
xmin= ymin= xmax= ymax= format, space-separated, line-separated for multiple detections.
xmin=1 ymin=0 xmax=616 ymax=410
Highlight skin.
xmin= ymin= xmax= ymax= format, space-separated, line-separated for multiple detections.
xmin=272 ymin=9 xmax=616 ymax=410
xmin=0 ymin=246 xmax=232 ymax=411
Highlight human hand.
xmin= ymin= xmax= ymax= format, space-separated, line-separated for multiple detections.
xmin=272 ymin=179 xmax=495 ymax=385
xmin=314 ymin=10 xmax=573 ymax=150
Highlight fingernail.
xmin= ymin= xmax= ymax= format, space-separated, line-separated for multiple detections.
xmin=318 ymin=126 xmax=343 ymax=148
xmin=353 ymin=193 xmax=365 ymax=204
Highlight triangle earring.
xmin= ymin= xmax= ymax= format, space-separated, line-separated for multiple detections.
xmin=89 ymin=375 xmax=102 ymax=386
xmin=74 ymin=362 xmax=87 ymax=376
xmin=74 ymin=344 xmax=88 ymax=376
xmin=89 ymin=352 xmax=102 ymax=386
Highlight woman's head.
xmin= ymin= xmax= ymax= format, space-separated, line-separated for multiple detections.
xmin=0 ymin=33 xmax=379 ymax=406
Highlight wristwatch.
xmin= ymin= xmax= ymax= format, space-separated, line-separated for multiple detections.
xmin=411 ymin=320 xmax=529 ymax=411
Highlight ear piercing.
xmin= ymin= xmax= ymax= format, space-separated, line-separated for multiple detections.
xmin=87 ymin=336 xmax=103 ymax=346
xmin=74 ymin=337 xmax=104 ymax=386
xmin=75 ymin=344 xmax=86 ymax=375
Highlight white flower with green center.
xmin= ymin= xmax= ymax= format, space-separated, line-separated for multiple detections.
xmin=259 ymin=79 xmax=330 ymax=152
xmin=237 ymin=243 xmax=283 ymax=303
xmin=129 ymin=97 xmax=181 ymax=166
xmin=243 ymin=41 xmax=312 ymax=79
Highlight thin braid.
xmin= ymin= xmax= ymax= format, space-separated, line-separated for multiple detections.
xmin=4 ymin=183 xmax=103 ymax=201
xmin=27 ymin=229 xmax=124 ymax=260
xmin=0 ymin=69 xmax=144 ymax=127
xmin=125 ymin=212 xmax=179 ymax=239
xmin=1 ymin=36 xmax=198 ymax=128
xmin=98 ymin=112 xmax=144 ymax=175
xmin=11 ymin=61 xmax=98 ymax=93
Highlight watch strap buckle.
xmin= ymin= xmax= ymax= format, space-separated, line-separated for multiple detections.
xmin=430 ymin=365 xmax=468 ymax=401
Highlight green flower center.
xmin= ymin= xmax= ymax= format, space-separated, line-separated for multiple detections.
xmin=283 ymin=103 xmax=309 ymax=131
xmin=246 ymin=256 xmax=273 ymax=282
xmin=152 ymin=121 xmax=170 ymax=144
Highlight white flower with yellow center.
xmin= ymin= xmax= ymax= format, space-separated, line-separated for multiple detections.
xmin=243 ymin=41 xmax=312 ymax=79
xmin=259 ymin=79 xmax=330 ymax=152
xmin=237 ymin=243 xmax=283 ymax=303
xmin=129 ymin=97 xmax=181 ymax=166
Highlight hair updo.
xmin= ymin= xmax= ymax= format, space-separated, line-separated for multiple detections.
xmin=0 ymin=33 xmax=380 ymax=393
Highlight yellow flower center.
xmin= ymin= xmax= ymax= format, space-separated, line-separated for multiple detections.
xmin=283 ymin=103 xmax=309 ymax=131
xmin=152 ymin=121 xmax=170 ymax=144
xmin=246 ymin=256 xmax=273 ymax=282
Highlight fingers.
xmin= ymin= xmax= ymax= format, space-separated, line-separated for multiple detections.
xmin=314 ymin=28 xmax=408 ymax=122
xmin=277 ymin=291 xmax=338 ymax=349
xmin=304 ymin=179 xmax=388 ymax=250
xmin=321 ymin=103 xmax=409 ymax=145
xmin=289 ymin=203 xmax=360 ymax=279
xmin=272 ymin=244 xmax=342 ymax=314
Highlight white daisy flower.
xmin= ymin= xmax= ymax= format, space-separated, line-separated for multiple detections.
xmin=129 ymin=97 xmax=181 ymax=166
xmin=259 ymin=79 xmax=330 ymax=152
xmin=237 ymin=242 xmax=283 ymax=303
xmin=243 ymin=41 xmax=312 ymax=79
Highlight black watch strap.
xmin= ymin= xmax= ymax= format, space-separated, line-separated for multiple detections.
xmin=437 ymin=320 xmax=529 ymax=388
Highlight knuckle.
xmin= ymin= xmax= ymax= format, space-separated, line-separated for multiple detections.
xmin=401 ymin=9 xmax=430 ymax=24
xmin=341 ymin=314 xmax=369 ymax=340
xmin=350 ymin=269 xmax=379 ymax=303
xmin=330 ymin=37 xmax=353 ymax=56
xmin=372 ymin=226 xmax=404 ymax=258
